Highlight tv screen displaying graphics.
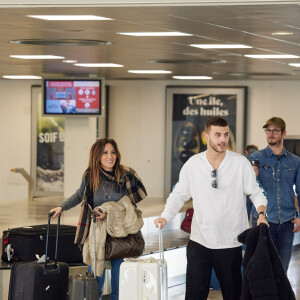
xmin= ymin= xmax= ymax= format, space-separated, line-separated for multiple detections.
xmin=44 ymin=79 xmax=102 ymax=115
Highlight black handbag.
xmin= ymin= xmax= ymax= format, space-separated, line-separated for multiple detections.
xmin=105 ymin=230 xmax=145 ymax=261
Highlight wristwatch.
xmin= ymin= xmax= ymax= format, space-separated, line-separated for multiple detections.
xmin=258 ymin=211 xmax=267 ymax=219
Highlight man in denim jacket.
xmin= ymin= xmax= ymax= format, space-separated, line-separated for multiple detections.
xmin=249 ymin=117 xmax=300 ymax=273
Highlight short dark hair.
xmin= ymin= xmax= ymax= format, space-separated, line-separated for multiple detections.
xmin=205 ymin=117 xmax=228 ymax=132
xmin=244 ymin=144 xmax=258 ymax=152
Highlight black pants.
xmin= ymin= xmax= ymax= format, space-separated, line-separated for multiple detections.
xmin=185 ymin=240 xmax=242 ymax=300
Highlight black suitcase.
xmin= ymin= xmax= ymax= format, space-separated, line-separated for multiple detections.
xmin=8 ymin=213 xmax=69 ymax=300
xmin=2 ymin=223 xmax=82 ymax=263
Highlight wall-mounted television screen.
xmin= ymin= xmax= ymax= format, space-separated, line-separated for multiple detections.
xmin=43 ymin=79 xmax=102 ymax=115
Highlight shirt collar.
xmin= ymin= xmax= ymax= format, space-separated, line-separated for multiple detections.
xmin=266 ymin=145 xmax=288 ymax=158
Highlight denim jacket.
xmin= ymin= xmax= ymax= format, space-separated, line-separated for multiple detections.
xmin=249 ymin=146 xmax=300 ymax=224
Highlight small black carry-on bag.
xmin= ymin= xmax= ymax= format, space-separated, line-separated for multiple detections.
xmin=68 ymin=214 xmax=99 ymax=300
xmin=2 ymin=223 xmax=82 ymax=263
xmin=8 ymin=212 xmax=69 ymax=300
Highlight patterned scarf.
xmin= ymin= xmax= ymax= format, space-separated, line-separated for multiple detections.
xmin=74 ymin=166 xmax=147 ymax=245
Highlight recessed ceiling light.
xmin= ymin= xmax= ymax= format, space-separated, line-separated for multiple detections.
xmin=128 ymin=70 xmax=172 ymax=74
xmin=244 ymin=54 xmax=299 ymax=59
xmin=74 ymin=63 xmax=123 ymax=67
xmin=228 ymin=72 xmax=292 ymax=76
xmin=147 ymin=59 xmax=227 ymax=64
xmin=117 ymin=32 xmax=192 ymax=37
xmin=289 ymin=63 xmax=300 ymax=67
xmin=27 ymin=15 xmax=113 ymax=21
xmin=2 ymin=75 xmax=42 ymax=79
xmin=228 ymin=73 xmax=246 ymax=77
xmin=173 ymin=76 xmax=212 ymax=80
xmin=10 ymin=39 xmax=111 ymax=46
xmin=272 ymin=31 xmax=293 ymax=36
xmin=10 ymin=55 xmax=64 ymax=59
xmin=190 ymin=44 xmax=252 ymax=49
xmin=63 ymin=60 xmax=78 ymax=63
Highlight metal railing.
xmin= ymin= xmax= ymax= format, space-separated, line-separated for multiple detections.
xmin=11 ymin=168 xmax=34 ymax=201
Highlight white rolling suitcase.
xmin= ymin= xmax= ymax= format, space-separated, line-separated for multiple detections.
xmin=119 ymin=226 xmax=168 ymax=300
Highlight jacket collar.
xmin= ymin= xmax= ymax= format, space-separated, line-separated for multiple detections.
xmin=265 ymin=145 xmax=288 ymax=158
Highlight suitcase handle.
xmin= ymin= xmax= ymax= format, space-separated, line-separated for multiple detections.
xmin=93 ymin=213 xmax=97 ymax=278
xmin=45 ymin=211 xmax=60 ymax=269
xmin=158 ymin=223 xmax=164 ymax=263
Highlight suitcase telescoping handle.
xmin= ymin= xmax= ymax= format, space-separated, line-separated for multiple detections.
xmin=93 ymin=213 xmax=97 ymax=278
xmin=158 ymin=223 xmax=164 ymax=263
xmin=45 ymin=211 xmax=60 ymax=269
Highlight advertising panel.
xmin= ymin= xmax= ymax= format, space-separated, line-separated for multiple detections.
xmin=44 ymin=80 xmax=101 ymax=115
xmin=165 ymin=86 xmax=247 ymax=197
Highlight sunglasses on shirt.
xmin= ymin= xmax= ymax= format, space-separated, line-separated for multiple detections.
xmin=211 ymin=169 xmax=218 ymax=189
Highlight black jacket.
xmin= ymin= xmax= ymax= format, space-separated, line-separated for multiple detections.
xmin=238 ymin=224 xmax=295 ymax=300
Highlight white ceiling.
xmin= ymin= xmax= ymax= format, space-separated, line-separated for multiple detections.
xmin=1 ymin=2 xmax=300 ymax=80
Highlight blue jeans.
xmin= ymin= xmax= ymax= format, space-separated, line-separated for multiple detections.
xmin=95 ymin=258 xmax=124 ymax=300
xmin=246 ymin=196 xmax=253 ymax=220
xmin=268 ymin=221 xmax=294 ymax=274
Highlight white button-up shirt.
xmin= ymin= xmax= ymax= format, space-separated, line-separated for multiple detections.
xmin=161 ymin=150 xmax=267 ymax=249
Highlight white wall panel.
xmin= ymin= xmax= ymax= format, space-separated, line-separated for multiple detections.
xmin=0 ymin=78 xmax=299 ymax=201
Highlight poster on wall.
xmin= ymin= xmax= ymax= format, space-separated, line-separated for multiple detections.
xmin=164 ymin=86 xmax=247 ymax=198
xmin=31 ymin=86 xmax=65 ymax=196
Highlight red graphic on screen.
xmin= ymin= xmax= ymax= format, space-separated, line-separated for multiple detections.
xmin=48 ymin=81 xmax=74 ymax=88
xmin=75 ymin=87 xmax=100 ymax=109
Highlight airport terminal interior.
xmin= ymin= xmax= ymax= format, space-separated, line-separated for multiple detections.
xmin=0 ymin=197 xmax=300 ymax=299
xmin=2 ymin=0 xmax=300 ymax=299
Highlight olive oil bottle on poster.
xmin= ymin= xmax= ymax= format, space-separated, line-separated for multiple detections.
xmin=167 ymin=88 xmax=246 ymax=193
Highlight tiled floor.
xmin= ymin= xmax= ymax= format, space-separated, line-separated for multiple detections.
xmin=0 ymin=196 xmax=299 ymax=299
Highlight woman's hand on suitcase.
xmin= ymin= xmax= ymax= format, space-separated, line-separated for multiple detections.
xmin=94 ymin=208 xmax=107 ymax=220
xmin=154 ymin=218 xmax=167 ymax=229
xmin=50 ymin=207 xmax=63 ymax=218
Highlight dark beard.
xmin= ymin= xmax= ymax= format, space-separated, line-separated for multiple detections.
xmin=268 ymin=140 xmax=281 ymax=146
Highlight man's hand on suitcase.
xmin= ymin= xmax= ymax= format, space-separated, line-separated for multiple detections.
xmin=154 ymin=218 xmax=167 ymax=229
xmin=50 ymin=207 xmax=63 ymax=218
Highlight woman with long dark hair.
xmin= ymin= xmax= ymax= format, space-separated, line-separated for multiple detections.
xmin=50 ymin=138 xmax=147 ymax=299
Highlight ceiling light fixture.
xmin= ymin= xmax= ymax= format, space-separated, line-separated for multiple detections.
xmin=128 ymin=70 xmax=172 ymax=74
xmin=117 ymin=32 xmax=192 ymax=37
xmin=289 ymin=63 xmax=300 ymax=67
xmin=2 ymin=75 xmax=42 ymax=79
xmin=27 ymin=15 xmax=113 ymax=21
xmin=228 ymin=72 xmax=292 ymax=76
xmin=190 ymin=44 xmax=252 ymax=49
xmin=74 ymin=63 xmax=123 ymax=67
xmin=245 ymin=54 xmax=299 ymax=59
xmin=10 ymin=55 xmax=64 ymax=59
xmin=272 ymin=31 xmax=293 ymax=36
xmin=11 ymin=39 xmax=111 ymax=46
xmin=173 ymin=76 xmax=212 ymax=80
xmin=63 ymin=60 xmax=78 ymax=63
xmin=147 ymin=59 xmax=227 ymax=64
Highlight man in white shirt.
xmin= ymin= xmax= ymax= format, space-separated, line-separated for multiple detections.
xmin=155 ymin=117 xmax=268 ymax=300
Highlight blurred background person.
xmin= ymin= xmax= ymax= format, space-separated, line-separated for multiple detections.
xmin=244 ymin=144 xmax=259 ymax=158
xmin=244 ymin=144 xmax=259 ymax=220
